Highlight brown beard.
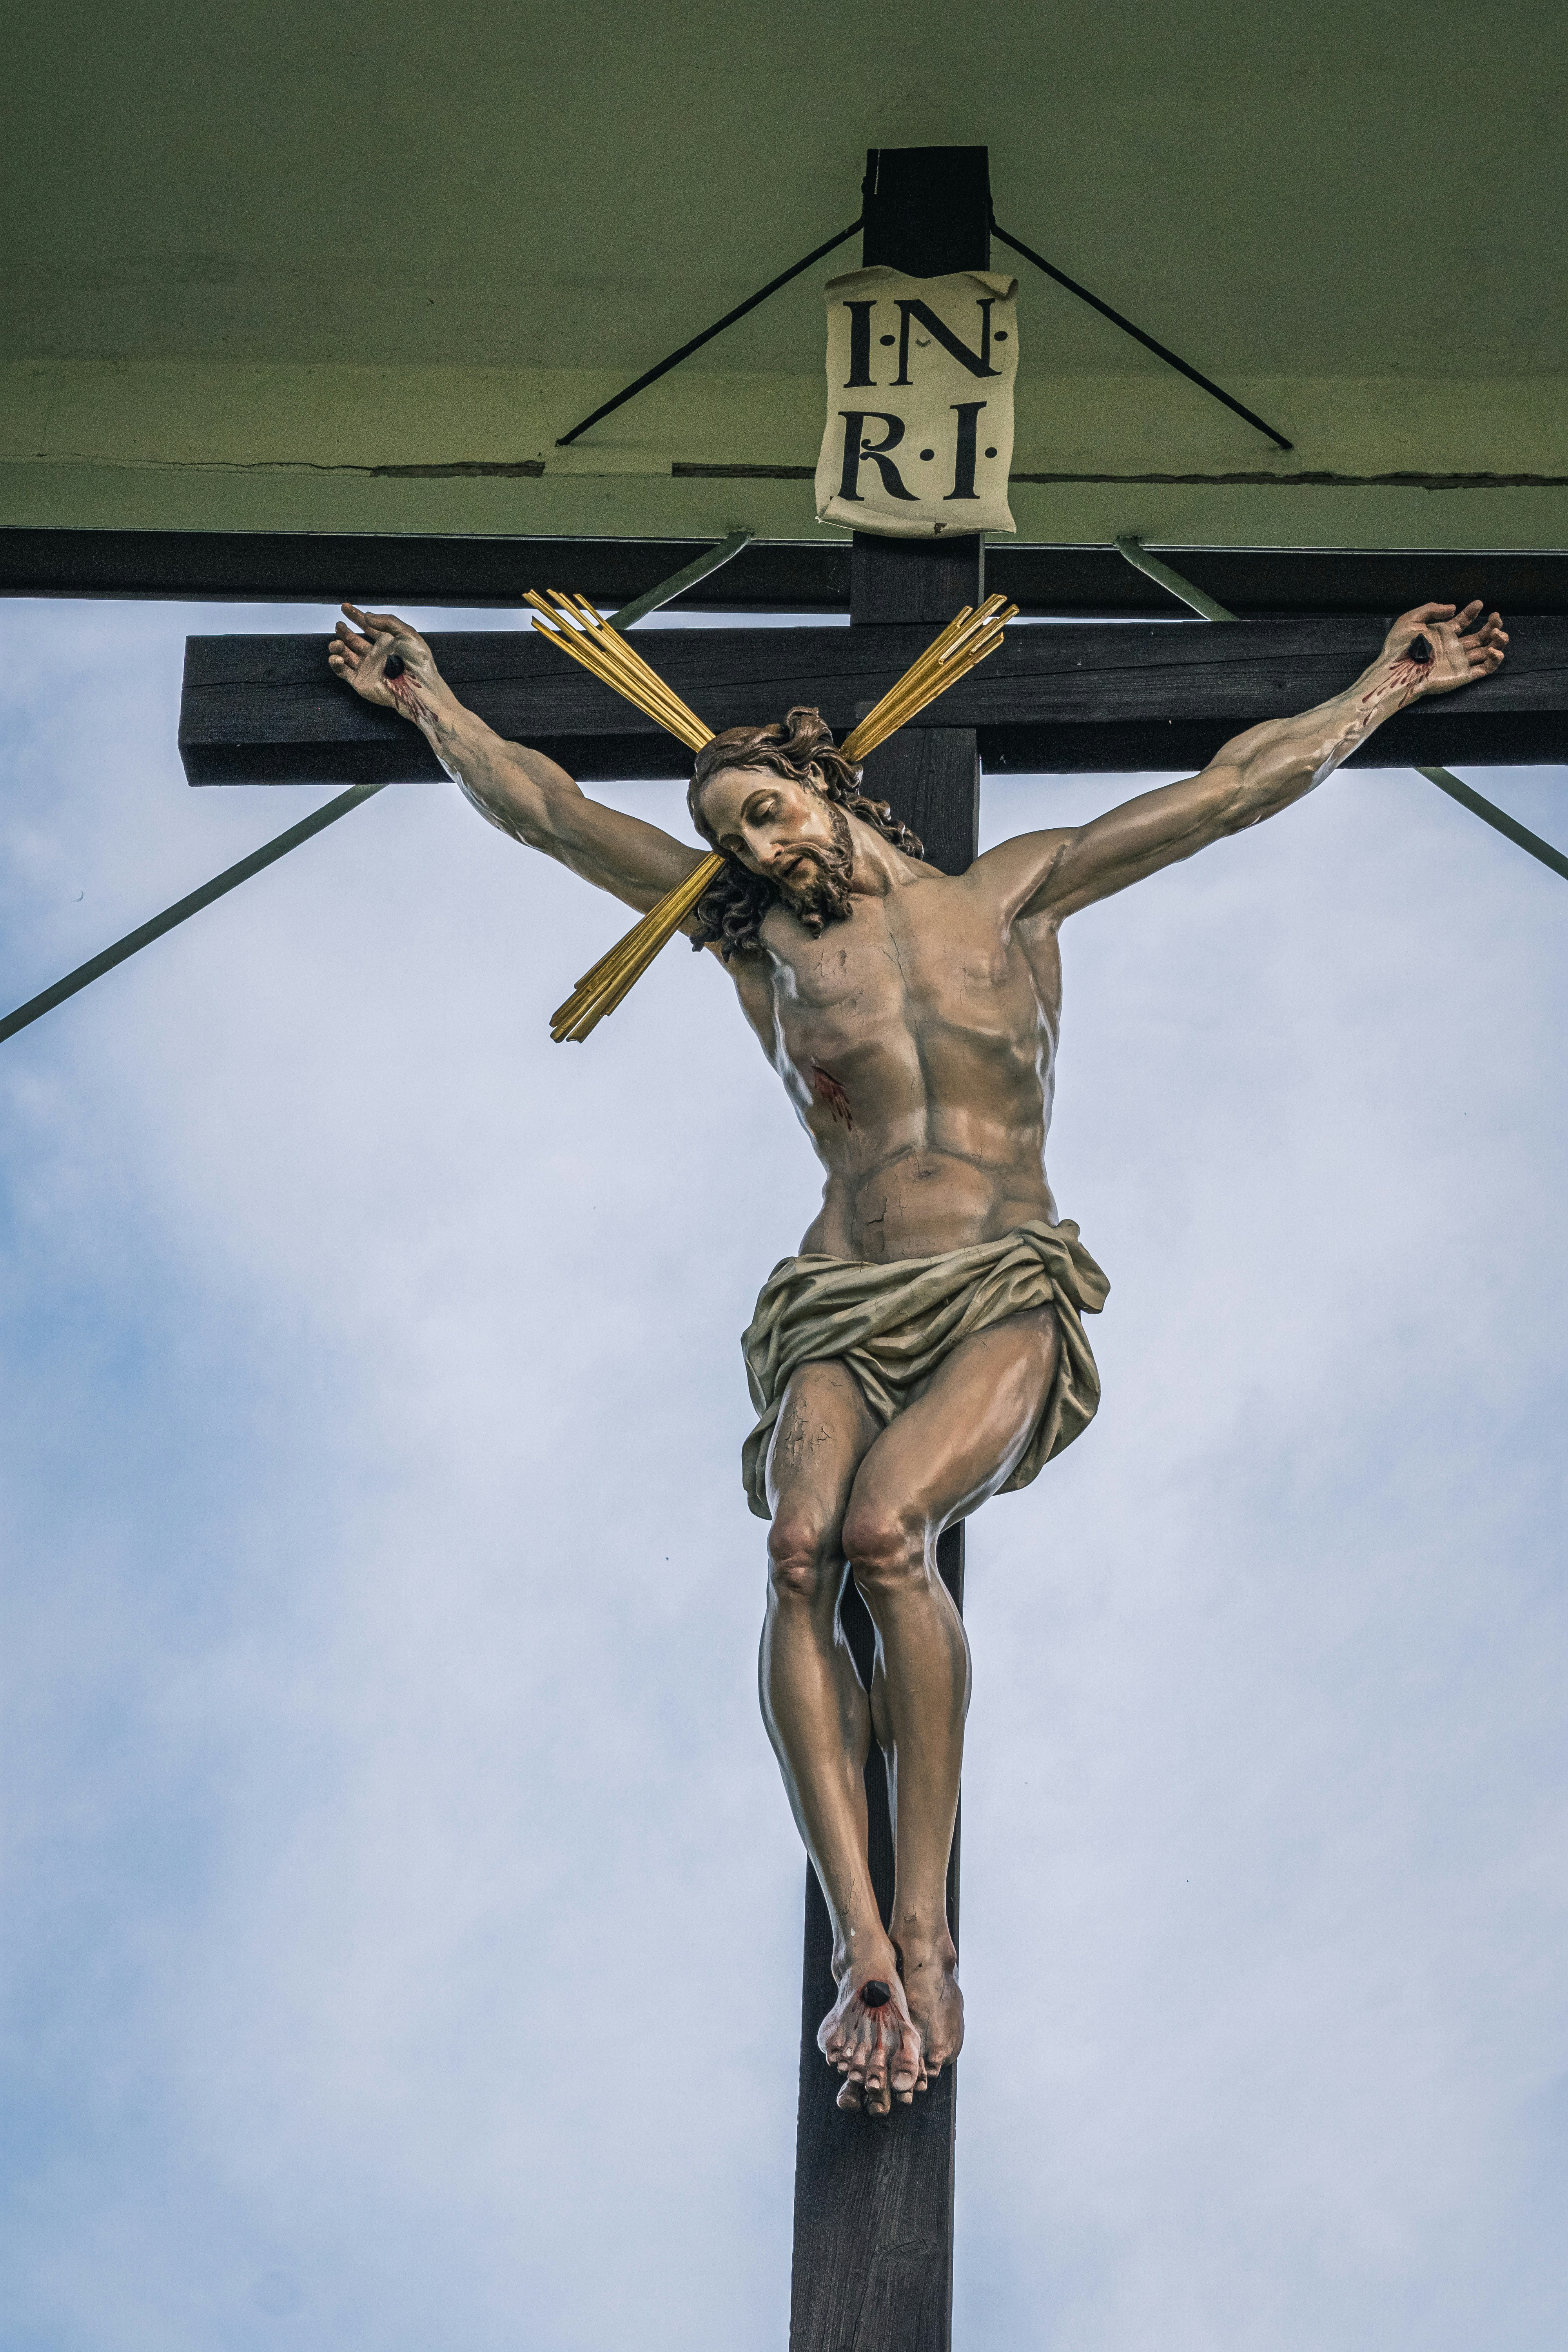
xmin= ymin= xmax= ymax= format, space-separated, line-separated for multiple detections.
xmin=775 ymin=801 xmax=855 ymax=933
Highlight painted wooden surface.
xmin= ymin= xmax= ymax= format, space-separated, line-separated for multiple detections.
xmin=179 ymin=613 xmax=1568 ymax=786
xmin=14 ymin=530 xmax=1568 ymax=624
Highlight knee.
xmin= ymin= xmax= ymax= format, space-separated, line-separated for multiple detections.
xmin=842 ymin=1502 xmax=927 ymax=1595
xmin=767 ymin=1512 xmax=841 ymax=1605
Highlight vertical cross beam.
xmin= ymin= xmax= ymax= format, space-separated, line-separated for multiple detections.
xmin=789 ymin=145 xmax=989 ymax=2352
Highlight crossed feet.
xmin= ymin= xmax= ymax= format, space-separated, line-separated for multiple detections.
xmin=817 ymin=1931 xmax=964 ymax=2118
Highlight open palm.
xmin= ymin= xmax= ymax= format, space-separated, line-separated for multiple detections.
xmin=1382 ymin=599 xmax=1508 ymax=695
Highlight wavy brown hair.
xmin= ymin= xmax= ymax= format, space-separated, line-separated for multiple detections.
xmin=686 ymin=706 xmax=925 ymax=961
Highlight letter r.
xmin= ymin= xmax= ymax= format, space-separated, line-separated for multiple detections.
xmin=836 ymin=412 xmax=919 ymax=503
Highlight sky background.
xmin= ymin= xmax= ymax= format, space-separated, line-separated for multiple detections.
xmin=1 ymin=592 xmax=1565 ymax=2352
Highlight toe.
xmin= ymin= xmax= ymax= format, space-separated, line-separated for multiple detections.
xmin=889 ymin=2019 xmax=920 ymax=2098
xmin=836 ymin=2075 xmax=864 ymax=2111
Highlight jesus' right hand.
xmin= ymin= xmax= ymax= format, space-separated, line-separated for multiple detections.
xmin=327 ymin=603 xmax=443 ymax=718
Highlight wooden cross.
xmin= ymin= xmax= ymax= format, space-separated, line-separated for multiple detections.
xmin=173 ymin=148 xmax=1566 ymax=2352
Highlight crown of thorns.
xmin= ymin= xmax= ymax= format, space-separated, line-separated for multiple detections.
xmin=525 ymin=587 xmax=1016 ymax=1042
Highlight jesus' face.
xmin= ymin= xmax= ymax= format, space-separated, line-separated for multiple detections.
xmin=696 ymin=768 xmax=856 ymax=930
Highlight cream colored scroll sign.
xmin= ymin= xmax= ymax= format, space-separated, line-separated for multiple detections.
xmin=815 ymin=267 xmax=1018 ymax=539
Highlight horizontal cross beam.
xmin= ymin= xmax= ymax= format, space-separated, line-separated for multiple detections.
xmin=180 ymin=618 xmax=1568 ymax=786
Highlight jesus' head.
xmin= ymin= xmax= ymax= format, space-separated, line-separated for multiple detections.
xmin=687 ymin=708 xmax=925 ymax=960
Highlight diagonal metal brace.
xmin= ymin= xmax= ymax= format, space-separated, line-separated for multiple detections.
xmin=554 ymin=221 xmax=864 ymax=449
xmin=993 ymin=220 xmax=1294 ymax=453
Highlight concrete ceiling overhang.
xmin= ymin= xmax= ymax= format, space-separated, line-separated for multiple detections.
xmin=3 ymin=0 xmax=1564 ymax=557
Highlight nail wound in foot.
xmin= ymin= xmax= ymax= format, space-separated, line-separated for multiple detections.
xmin=860 ymin=1980 xmax=892 ymax=2008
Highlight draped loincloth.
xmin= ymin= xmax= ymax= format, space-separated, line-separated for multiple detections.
xmin=739 ymin=1218 xmax=1109 ymax=1519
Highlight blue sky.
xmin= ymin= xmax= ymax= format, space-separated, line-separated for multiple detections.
xmin=1 ymin=593 xmax=1565 ymax=2350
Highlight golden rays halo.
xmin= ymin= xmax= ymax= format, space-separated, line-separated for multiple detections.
xmin=531 ymin=590 xmax=1017 ymax=1043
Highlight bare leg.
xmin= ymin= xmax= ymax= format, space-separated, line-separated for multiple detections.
xmin=762 ymin=1363 xmax=923 ymax=2116
xmin=841 ymin=1307 xmax=1062 ymax=2078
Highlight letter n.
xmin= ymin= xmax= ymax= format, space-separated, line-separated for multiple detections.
xmin=894 ymin=299 xmax=1000 ymax=386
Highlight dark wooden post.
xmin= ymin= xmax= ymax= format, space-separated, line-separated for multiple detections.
xmin=789 ymin=146 xmax=989 ymax=2352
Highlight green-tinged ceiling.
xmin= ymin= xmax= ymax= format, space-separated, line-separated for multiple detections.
xmin=2 ymin=0 xmax=1564 ymax=552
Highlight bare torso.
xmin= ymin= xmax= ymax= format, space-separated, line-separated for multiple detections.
xmin=731 ymin=857 xmax=1062 ymax=1262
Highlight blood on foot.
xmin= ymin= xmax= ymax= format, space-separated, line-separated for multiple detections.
xmin=819 ymin=1975 xmax=924 ymax=2115
xmin=811 ymin=1060 xmax=854 ymax=1127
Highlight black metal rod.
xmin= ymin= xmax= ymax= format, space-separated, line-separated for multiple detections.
xmin=1416 ymin=768 xmax=1568 ymax=883
xmin=0 ymin=784 xmax=390 ymax=1046
xmin=991 ymin=218 xmax=1294 ymax=452
xmin=601 ymin=528 xmax=754 ymax=628
xmin=554 ymin=219 xmax=863 ymax=448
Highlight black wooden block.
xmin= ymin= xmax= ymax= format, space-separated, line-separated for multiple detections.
xmin=179 ymin=618 xmax=1568 ymax=787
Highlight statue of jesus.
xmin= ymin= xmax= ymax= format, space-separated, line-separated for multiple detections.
xmin=328 ymin=592 xmax=1505 ymax=2116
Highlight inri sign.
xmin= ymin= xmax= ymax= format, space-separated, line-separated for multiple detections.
xmin=815 ymin=266 xmax=1019 ymax=539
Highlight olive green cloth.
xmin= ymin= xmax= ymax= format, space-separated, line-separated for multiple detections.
xmin=740 ymin=1218 xmax=1109 ymax=1520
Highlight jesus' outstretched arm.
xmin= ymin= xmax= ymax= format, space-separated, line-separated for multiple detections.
xmin=976 ymin=600 xmax=1508 ymax=925
xmin=327 ymin=603 xmax=710 ymax=915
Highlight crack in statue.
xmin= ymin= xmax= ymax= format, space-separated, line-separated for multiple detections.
xmin=329 ymin=592 xmax=1506 ymax=2118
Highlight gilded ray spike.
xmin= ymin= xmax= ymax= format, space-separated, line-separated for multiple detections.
xmin=550 ymin=854 xmax=724 ymax=1043
xmin=840 ymin=593 xmax=1016 ymax=760
xmin=525 ymin=590 xmax=713 ymax=753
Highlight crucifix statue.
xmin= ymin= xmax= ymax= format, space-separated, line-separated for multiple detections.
xmin=325 ymin=582 xmax=1505 ymax=2119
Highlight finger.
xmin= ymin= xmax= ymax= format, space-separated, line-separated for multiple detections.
xmin=1451 ymin=600 xmax=1484 ymax=626
xmin=340 ymin=603 xmax=405 ymax=641
xmin=348 ymin=605 xmax=414 ymax=637
xmin=1405 ymin=603 xmax=1457 ymax=623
